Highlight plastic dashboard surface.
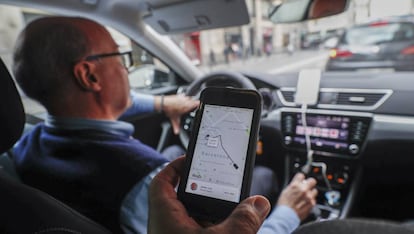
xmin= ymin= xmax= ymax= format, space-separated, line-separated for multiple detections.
xmin=246 ymin=70 xmax=414 ymax=164
xmin=246 ymin=71 xmax=414 ymax=221
xmin=246 ymin=71 xmax=414 ymax=116
xmin=243 ymin=72 xmax=414 ymax=170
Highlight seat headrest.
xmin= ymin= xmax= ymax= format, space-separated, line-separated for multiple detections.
xmin=0 ymin=58 xmax=25 ymax=153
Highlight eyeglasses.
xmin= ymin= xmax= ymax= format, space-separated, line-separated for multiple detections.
xmin=85 ymin=51 xmax=134 ymax=70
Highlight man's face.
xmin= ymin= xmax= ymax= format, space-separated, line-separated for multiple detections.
xmin=86 ymin=24 xmax=131 ymax=117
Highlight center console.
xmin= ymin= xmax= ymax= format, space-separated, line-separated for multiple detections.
xmin=280 ymin=108 xmax=372 ymax=220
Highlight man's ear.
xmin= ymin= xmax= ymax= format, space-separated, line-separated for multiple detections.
xmin=73 ymin=61 xmax=101 ymax=91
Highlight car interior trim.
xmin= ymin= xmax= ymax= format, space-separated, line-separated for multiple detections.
xmin=271 ymin=108 xmax=414 ymax=142
xmin=370 ymin=114 xmax=414 ymax=141
xmin=277 ymin=107 xmax=375 ymax=118
xmin=277 ymin=87 xmax=393 ymax=111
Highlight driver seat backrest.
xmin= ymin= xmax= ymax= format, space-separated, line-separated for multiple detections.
xmin=0 ymin=57 xmax=111 ymax=233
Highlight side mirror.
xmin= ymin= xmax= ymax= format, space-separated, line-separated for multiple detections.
xmin=269 ymin=0 xmax=349 ymax=24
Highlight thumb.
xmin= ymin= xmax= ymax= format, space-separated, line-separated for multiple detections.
xmin=170 ymin=116 xmax=181 ymax=135
xmin=212 ymin=196 xmax=270 ymax=234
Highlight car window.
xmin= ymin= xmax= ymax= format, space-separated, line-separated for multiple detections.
xmin=108 ymin=29 xmax=173 ymax=92
xmin=0 ymin=6 xmax=175 ymax=117
xmin=343 ymin=22 xmax=414 ymax=45
xmin=129 ymin=43 xmax=172 ymax=91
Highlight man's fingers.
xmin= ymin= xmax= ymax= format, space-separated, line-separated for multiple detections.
xmin=213 ymin=196 xmax=270 ymax=234
xmin=311 ymin=188 xmax=318 ymax=197
xmin=170 ymin=117 xmax=181 ymax=135
xmin=188 ymin=99 xmax=200 ymax=111
xmin=295 ymin=199 xmax=310 ymax=210
xmin=291 ymin=172 xmax=305 ymax=183
xmin=152 ymin=156 xmax=185 ymax=189
xmin=304 ymin=177 xmax=317 ymax=188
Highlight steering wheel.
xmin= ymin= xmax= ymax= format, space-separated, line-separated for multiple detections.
xmin=179 ymin=70 xmax=256 ymax=148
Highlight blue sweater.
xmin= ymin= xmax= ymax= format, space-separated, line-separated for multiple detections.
xmin=13 ymin=120 xmax=168 ymax=234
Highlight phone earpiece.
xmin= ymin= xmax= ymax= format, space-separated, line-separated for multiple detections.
xmin=88 ymin=76 xmax=97 ymax=82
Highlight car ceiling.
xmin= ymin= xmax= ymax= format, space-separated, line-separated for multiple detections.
xmin=0 ymin=0 xmax=248 ymax=81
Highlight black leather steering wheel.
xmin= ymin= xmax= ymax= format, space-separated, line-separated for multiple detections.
xmin=179 ymin=70 xmax=256 ymax=148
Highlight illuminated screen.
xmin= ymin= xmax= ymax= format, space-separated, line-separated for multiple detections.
xmin=185 ymin=104 xmax=253 ymax=203
xmin=294 ymin=114 xmax=350 ymax=150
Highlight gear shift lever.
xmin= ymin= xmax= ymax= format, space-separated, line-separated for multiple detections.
xmin=325 ymin=190 xmax=341 ymax=206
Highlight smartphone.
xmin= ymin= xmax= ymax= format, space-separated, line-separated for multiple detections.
xmin=177 ymin=87 xmax=262 ymax=222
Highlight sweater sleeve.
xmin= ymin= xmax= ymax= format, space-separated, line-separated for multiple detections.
xmin=119 ymin=163 xmax=167 ymax=234
xmin=121 ymin=91 xmax=155 ymax=119
xmin=258 ymin=205 xmax=300 ymax=234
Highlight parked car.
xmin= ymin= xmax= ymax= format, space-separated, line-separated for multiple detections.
xmin=301 ymin=32 xmax=323 ymax=49
xmin=0 ymin=0 xmax=414 ymax=233
xmin=326 ymin=18 xmax=414 ymax=71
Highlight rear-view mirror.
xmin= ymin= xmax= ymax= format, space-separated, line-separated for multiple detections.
xmin=269 ymin=0 xmax=349 ymax=24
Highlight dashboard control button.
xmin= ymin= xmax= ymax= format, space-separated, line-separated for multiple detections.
xmin=349 ymin=144 xmax=359 ymax=154
xmin=335 ymin=172 xmax=348 ymax=186
xmin=284 ymin=136 xmax=292 ymax=145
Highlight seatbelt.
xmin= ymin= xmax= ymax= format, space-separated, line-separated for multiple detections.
xmin=25 ymin=113 xmax=44 ymax=125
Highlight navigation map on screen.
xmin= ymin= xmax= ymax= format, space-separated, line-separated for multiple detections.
xmin=185 ymin=104 xmax=254 ymax=203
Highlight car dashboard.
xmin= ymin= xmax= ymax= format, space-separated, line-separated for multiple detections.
xmin=241 ymin=71 xmax=414 ymax=222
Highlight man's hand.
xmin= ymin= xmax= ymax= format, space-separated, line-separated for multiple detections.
xmin=277 ymin=173 xmax=318 ymax=221
xmin=155 ymin=95 xmax=199 ymax=135
xmin=148 ymin=157 xmax=271 ymax=234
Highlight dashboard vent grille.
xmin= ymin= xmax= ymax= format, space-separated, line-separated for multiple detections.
xmin=336 ymin=92 xmax=384 ymax=106
xmin=280 ymin=90 xmax=295 ymax=102
xmin=278 ymin=88 xmax=392 ymax=110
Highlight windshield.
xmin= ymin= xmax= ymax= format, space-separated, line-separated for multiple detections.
xmin=1 ymin=0 xmax=414 ymax=116
xmin=170 ymin=0 xmax=414 ymax=74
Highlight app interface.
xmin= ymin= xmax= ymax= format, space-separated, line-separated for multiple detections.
xmin=186 ymin=104 xmax=254 ymax=203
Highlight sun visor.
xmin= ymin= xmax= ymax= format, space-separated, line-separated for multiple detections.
xmin=141 ymin=0 xmax=250 ymax=34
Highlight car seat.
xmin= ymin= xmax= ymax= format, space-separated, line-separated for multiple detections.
xmin=0 ymin=57 xmax=111 ymax=233
xmin=293 ymin=218 xmax=414 ymax=234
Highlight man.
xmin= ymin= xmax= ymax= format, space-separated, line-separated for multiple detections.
xmin=13 ymin=16 xmax=171 ymax=234
xmin=13 ymin=16 xmax=317 ymax=233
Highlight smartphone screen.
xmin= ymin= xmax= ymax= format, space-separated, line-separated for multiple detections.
xmin=185 ymin=104 xmax=254 ymax=203
xmin=178 ymin=87 xmax=261 ymax=220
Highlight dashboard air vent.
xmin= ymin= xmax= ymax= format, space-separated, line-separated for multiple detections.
xmin=278 ymin=88 xmax=392 ymax=110
xmin=336 ymin=92 xmax=385 ymax=106
xmin=280 ymin=90 xmax=295 ymax=102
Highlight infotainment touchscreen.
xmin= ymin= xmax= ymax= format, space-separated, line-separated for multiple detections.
xmin=295 ymin=114 xmax=350 ymax=151
xmin=282 ymin=111 xmax=371 ymax=155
